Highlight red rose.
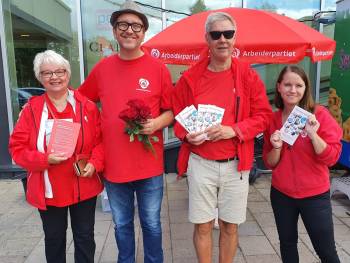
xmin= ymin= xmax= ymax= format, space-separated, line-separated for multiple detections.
xmin=119 ymin=99 xmax=158 ymax=157
xmin=139 ymin=105 xmax=151 ymax=121
xmin=127 ymin=99 xmax=145 ymax=110
xmin=119 ymin=107 xmax=138 ymax=122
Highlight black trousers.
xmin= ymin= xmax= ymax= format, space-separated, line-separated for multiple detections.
xmin=39 ymin=196 xmax=97 ymax=263
xmin=270 ymin=187 xmax=340 ymax=263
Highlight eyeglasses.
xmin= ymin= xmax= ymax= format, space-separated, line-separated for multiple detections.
xmin=40 ymin=69 xmax=67 ymax=79
xmin=114 ymin=22 xmax=144 ymax=33
xmin=209 ymin=30 xmax=235 ymax=40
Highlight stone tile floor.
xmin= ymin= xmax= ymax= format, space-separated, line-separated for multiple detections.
xmin=0 ymin=172 xmax=350 ymax=262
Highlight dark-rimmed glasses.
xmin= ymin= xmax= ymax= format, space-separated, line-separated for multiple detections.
xmin=209 ymin=30 xmax=235 ymax=40
xmin=115 ymin=22 xmax=144 ymax=33
xmin=40 ymin=69 xmax=67 ymax=79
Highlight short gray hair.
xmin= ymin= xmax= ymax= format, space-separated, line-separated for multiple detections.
xmin=33 ymin=50 xmax=71 ymax=81
xmin=205 ymin=12 xmax=236 ymax=33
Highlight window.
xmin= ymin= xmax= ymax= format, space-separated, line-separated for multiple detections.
xmin=81 ymin=0 xmax=162 ymax=75
xmin=1 ymin=0 xmax=80 ymax=121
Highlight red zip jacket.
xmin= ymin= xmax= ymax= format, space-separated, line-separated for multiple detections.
xmin=172 ymin=57 xmax=272 ymax=175
xmin=9 ymin=90 xmax=104 ymax=210
xmin=263 ymin=106 xmax=342 ymax=198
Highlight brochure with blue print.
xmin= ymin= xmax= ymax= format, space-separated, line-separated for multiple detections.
xmin=280 ymin=105 xmax=311 ymax=145
xmin=175 ymin=105 xmax=198 ymax=133
xmin=175 ymin=104 xmax=225 ymax=137
xmin=196 ymin=104 xmax=225 ymax=132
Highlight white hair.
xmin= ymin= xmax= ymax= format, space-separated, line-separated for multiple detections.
xmin=205 ymin=12 xmax=236 ymax=33
xmin=33 ymin=50 xmax=71 ymax=81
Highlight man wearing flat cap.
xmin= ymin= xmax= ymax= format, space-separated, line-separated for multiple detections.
xmin=79 ymin=1 xmax=173 ymax=262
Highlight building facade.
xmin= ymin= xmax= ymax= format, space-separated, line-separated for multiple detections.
xmin=0 ymin=0 xmax=337 ymax=176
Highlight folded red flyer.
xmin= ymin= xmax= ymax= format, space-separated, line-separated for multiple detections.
xmin=47 ymin=119 xmax=81 ymax=158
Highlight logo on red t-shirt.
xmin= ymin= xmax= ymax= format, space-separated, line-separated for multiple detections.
xmin=137 ymin=78 xmax=150 ymax=92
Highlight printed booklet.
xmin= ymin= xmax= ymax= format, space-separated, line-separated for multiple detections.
xmin=175 ymin=104 xmax=225 ymax=138
xmin=47 ymin=119 xmax=81 ymax=158
xmin=280 ymin=105 xmax=311 ymax=145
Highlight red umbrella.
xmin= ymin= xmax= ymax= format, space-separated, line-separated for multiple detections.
xmin=142 ymin=8 xmax=336 ymax=65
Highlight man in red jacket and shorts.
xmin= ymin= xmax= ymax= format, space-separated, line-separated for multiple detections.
xmin=172 ymin=12 xmax=272 ymax=263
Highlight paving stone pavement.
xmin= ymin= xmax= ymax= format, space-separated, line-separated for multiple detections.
xmin=0 ymin=173 xmax=350 ymax=262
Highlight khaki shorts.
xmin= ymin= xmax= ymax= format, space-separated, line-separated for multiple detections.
xmin=187 ymin=153 xmax=249 ymax=224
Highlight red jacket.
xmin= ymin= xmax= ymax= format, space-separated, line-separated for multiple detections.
xmin=172 ymin=58 xmax=272 ymax=175
xmin=263 ymin=106 xmax=342 ymax=198
xmin=9 ymin=90 xmax=104 ymax=210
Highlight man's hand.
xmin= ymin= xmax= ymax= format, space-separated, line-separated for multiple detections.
xmin=140 ymin=119 xmax=159 ymax=135
xmin=48 ymin=153 xmax=68 ymax=164
xmin=205 ymin=125 xmax=236 ymax=142
xmin=81 ymin=163 xmax=95 ymax=178
xmin=186 ymin=132 xmax=207 ymax=146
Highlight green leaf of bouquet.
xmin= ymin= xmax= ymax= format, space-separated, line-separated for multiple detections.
xmin=152 ymin=136 xmax=159 ymax=142
xmin=137 ymin=134 xmax=143 ymax=142
xmin=134 ymin=126 xmax=140 ymax=134
xmin=125 ymin=127 xmax=132 ymax=135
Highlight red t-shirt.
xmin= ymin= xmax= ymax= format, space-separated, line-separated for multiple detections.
xmin=45 ymin=97 xmax=79 ymax=206
xmin=79 ymin=54 xmax=173 ymax=182
xmin=191 ymin=68 xmax=237 ymax=160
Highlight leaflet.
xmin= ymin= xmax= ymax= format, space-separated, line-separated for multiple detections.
xmin=47 ymin=119 xmax=81 ymax=158
xmin=196 ymin=104 xmax=225 ymax=132
xmin=175 ymin=110 xmax=190 ymax=133
xmin=196 ymin=104 xmax=211 ymax=131
xmin=175 ymin=104 xmax=225 ymax=136
xmin=280 ymin=105 xmax=311 ymax=145
xmin=45 ymin=118 xmax=73 ymax=146
xmin=178 ymin=105 xmax=198 ymax=133
xmin=207 ymin=105 xmax=225 ymax=126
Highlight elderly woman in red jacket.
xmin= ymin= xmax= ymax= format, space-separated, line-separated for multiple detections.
xmin=263 ymin=65 xmax=341 ymax=263
xmin=9 ymin=50 xmax=103 ymax=263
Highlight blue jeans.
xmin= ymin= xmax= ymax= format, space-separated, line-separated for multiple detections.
xmin=105 ymin=175 xmax=163 ymax=263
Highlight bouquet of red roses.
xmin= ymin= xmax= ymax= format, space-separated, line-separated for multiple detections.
xmin=119 ymin=99 xmax=159 ymax=156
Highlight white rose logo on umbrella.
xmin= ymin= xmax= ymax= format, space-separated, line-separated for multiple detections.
xmin=151 ymin=49 xmax=160 ymax=58
xmin=232 ymin=48 xmax=240 ymax=58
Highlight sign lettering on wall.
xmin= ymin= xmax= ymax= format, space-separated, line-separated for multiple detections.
xmin=96 ymin=9 xmax=113 ymax=30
